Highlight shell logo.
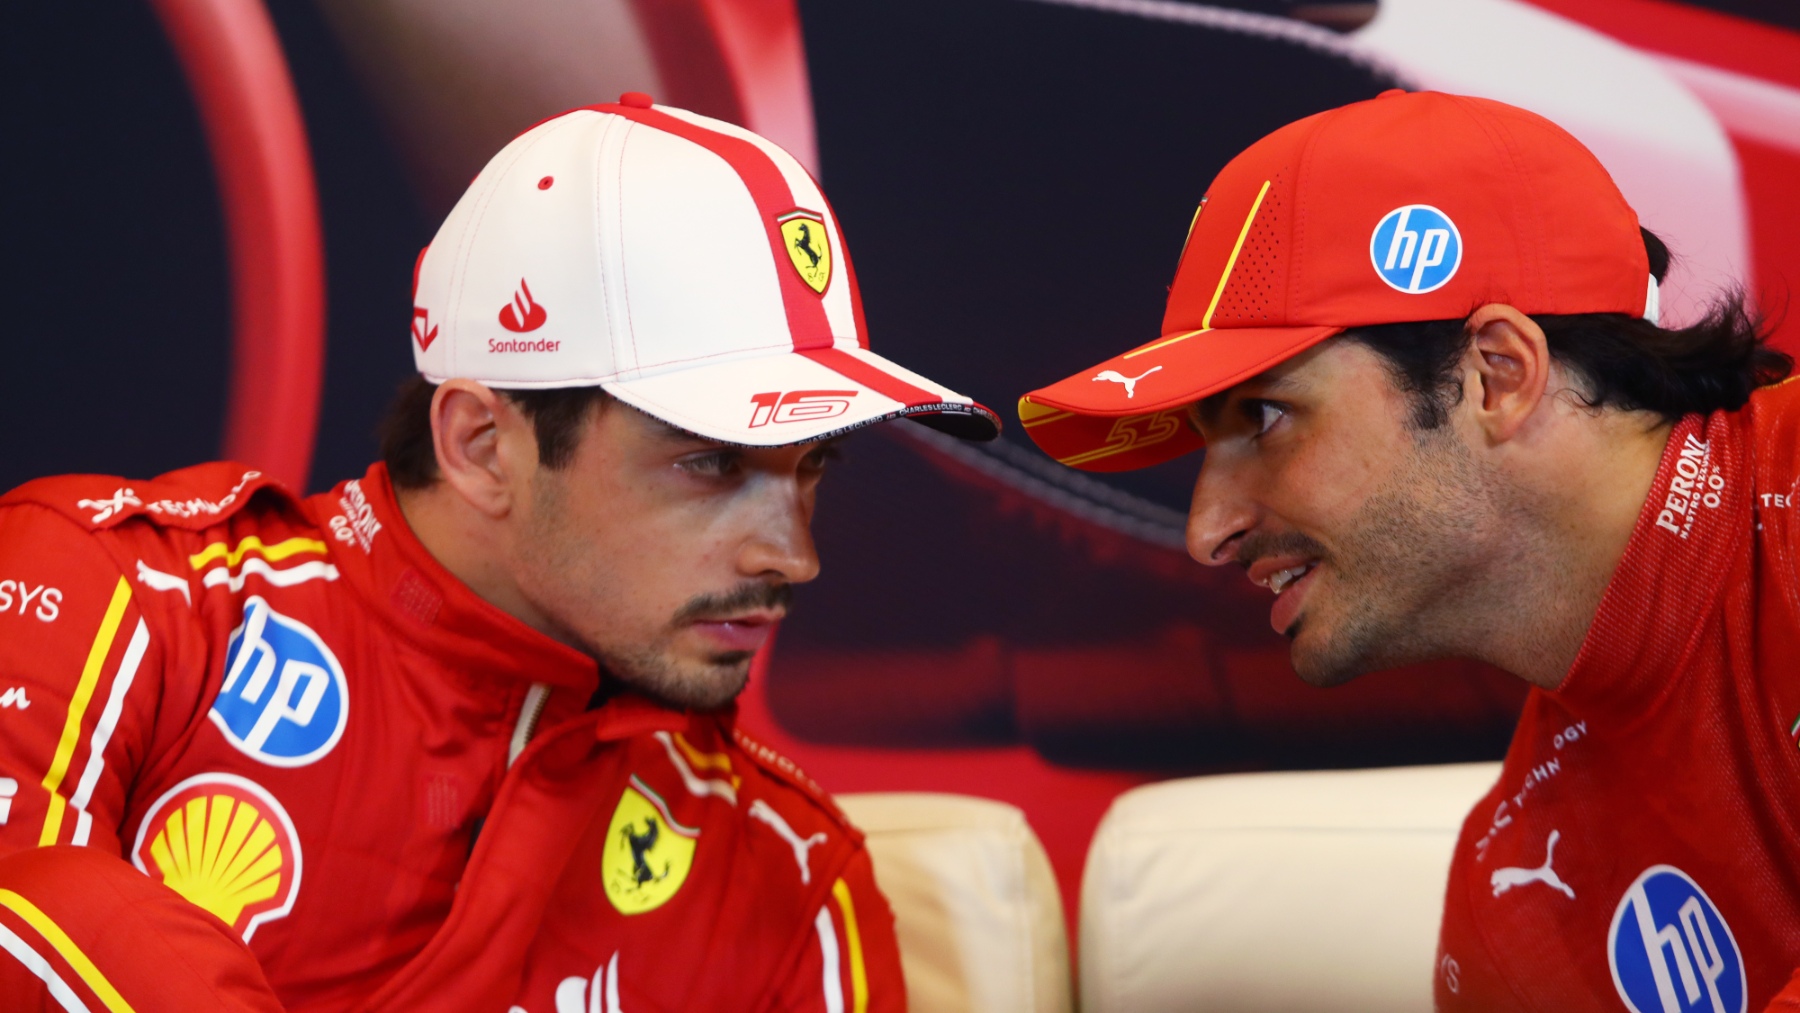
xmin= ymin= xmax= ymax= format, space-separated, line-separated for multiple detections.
xmin=130 ymin=773 xmax=302 ymax=941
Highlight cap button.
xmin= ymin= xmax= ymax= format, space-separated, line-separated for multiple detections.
xmin=1377 ymin=88 xmax=1407 ymax=99
xmin=618 ymin=92 xmax=655 ymax=109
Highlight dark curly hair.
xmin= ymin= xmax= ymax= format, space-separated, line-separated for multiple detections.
xmin=1345 ymin=229 xmax=1791 ymax=430
xmin=379 ymin=376 xmax=613 ymax=490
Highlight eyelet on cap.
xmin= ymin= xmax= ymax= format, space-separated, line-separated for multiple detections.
xmin=618 ymin=92 xmax=655 ymax=109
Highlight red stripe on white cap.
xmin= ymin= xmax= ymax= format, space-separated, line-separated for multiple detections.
xmin=833 ymin=210 xmax=873 ymax=351
xmin=598 ymin=104 xmax=837 ymax=353
xmin=801 ymin=348 xmax=938 ymax=406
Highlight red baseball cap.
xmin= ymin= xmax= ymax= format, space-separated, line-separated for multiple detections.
xmin=1018 ymin=90 xmax=1656 ymax=472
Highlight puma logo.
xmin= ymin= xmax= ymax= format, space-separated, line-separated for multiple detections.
xmin=749 ymin=799 xmax=826 ymax=884
xmin=137 ymin=560 xmax=192 ymax=605
xmin=1092 ymin=366 xmax=1163 ymax=399
xmin=1490 ymin=829 xmax=1575 ymax=899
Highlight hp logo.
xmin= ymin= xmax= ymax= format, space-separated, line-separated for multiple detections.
xmin=1370 ymin=204 xmax=1462 ymax=294
xmin=211 ymin=597 xmax=349 ymax=767
xmin=1609 ymin=865 xmax=1745 ymax=1013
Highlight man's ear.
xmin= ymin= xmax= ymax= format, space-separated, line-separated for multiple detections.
xmin=429 ymin=380 xmax=535 ymax=517
xmin=1462 ymin=303 xmax=1551 ymax=445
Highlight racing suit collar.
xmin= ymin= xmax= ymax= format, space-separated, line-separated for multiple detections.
xmin=589 ymin=692 xmax=709 ymax=741
xmin=1553 ymin=407 xmax=1750 ymax=716
xmin=321 ymin=463 xmax=602 ymax=694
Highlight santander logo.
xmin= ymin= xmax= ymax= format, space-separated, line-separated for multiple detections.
xmin=498 ymin=279 xmax=548 ymax=333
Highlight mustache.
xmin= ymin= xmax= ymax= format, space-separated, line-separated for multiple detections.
xmin=1235 ymin=530 xmax=1329 ymax=570
xmin=673 ymin=582 xmax=793 ymax=624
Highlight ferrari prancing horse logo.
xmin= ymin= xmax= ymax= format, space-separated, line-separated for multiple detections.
xmin=603 ymin=776 xmax=698 ymax=915
xmin=778 ymin=209 xmax=832 ymax=295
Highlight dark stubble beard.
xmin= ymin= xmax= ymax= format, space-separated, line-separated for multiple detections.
xmin=595 ymin=582 xmax=791 ymax=711
xmin=518 ymin=469 xmax=789 ymax=712
xmin=1288 ymin=426 xmax=1503 ymax=687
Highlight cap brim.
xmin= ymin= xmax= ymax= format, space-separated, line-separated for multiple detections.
xmin=1018 ymin=324 xmax=1342 ymax=472
xmin=603 ymin=345 xmax=1000 ymax=447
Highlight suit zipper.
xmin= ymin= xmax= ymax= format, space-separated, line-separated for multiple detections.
xmin=507 ymin=682 xmax=552 ymax=768
xmin=468 ymin=683 xmax=555 ymax=860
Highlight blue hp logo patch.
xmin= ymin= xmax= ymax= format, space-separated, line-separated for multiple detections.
xmin=1370 ymin=204 xmax=1462 ymax=294
xmin=1609 ymin=865 xmax=1745 ymax=1013
xmin=211 ymin=597 xmax=348 ymax=767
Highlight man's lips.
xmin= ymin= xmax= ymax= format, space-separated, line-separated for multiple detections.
xmin=1267 ymin=563 xmax=1318 ymax=636
xmin=688 ymin=611 xmax=782 ymax=653
xmin=1244 ymin=554 xmax=1320 ymax=636
xmin=1246 ymin=554 xmax=1318 ymax=593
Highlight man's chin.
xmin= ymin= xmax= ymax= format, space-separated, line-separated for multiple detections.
xmin=682 ymin=653 xmax=755 ymax=709
xmin=599 ymin=648 xmax=753 ymax=711
xmin=1289 ymin=615 xmax=1455 ymax=688
xmin=1289 ymin=654 xmax=1364 ymax=689
xmin=1287 ymin=621 xmax=1376 ymax=688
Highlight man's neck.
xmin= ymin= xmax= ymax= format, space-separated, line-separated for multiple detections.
xmin=1479 ymin=412 xmax=1674 ymax=689
xmin=393 ymin=482 xmax=564 ymax=642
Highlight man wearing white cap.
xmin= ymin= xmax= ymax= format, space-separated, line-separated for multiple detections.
xmin=0 ymin=94 xmax=996 ymax=1012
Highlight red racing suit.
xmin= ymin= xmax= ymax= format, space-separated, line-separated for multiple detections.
xmin=0 ymin=462 xmax=903 ymax=1013
xmin=1435 ymin=378 xmax=1800 ymax=1012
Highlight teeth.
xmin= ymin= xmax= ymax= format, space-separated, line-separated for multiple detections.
xmin=1269 ymin=565 xmax=1312 ymax=596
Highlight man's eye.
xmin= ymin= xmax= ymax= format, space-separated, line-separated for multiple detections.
xmin=802 ymin=443 xmax=843 ymax=472
xmin=679 ymin=451 xmax=740 ymax=477
xmin=1253 ymin=401 xmax=1287 ymax=436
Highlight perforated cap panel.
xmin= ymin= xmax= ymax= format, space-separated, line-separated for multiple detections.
xmin=1209 ymin=173 xmax=1290 ymax=327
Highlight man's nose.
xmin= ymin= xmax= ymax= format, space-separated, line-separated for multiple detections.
xmin=1186 ymin=458 xmax=1257 ymax=567
xmin=738 ymin=483 xmax=822 ymax=584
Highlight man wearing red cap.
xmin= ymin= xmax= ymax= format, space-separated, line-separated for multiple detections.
xmin=1022 ymin=90 xmax=1800 ymax=1010
xmin=0 ymin=96 xmax=999 ymax=1011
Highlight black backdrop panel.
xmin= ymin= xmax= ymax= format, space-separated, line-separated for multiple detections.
xmin=5 ymin=2 xmax=229 ymax=491
xmin=6 ymin=1 xmax=426 ymax=496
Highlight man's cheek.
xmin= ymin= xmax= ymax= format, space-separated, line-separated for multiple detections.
xmin=577 ymin=578 xmax=671 ymax=645
xmin=1296 ymin=461 xmax=1379 ymax=524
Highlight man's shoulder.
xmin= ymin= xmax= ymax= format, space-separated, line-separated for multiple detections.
xmin=1748 ymin=376 xmax=1800 ymax=447
xmin=721 ymin=723 xmax=859 ymax=837
xmin=1746 ymin=379 xmax=1800 ymax=515
xmin=1745 ymin=378 xmax=1800 ymax=640
xmin=657 ymin=718 xmax=863 ymax=845
xmin=1 ymin=462 xmax=290 ymax=533
xmin=0 ymin=463 xmax=337 ymax=616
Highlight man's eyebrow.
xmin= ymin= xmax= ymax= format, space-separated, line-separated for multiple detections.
xmin=1195 ymin=389 xmax=1231 ymax=427
xmin=644 ymin=413 xmax=723 ymax=447
xmin=1193 ymin=371 xmax=1309 ymax=426
xmin=1255 ymin=372 xmax=1309 ymax=397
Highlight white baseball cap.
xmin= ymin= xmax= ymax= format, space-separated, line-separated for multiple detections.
xmin=410 ymin=93 xmax=999 ymax=445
